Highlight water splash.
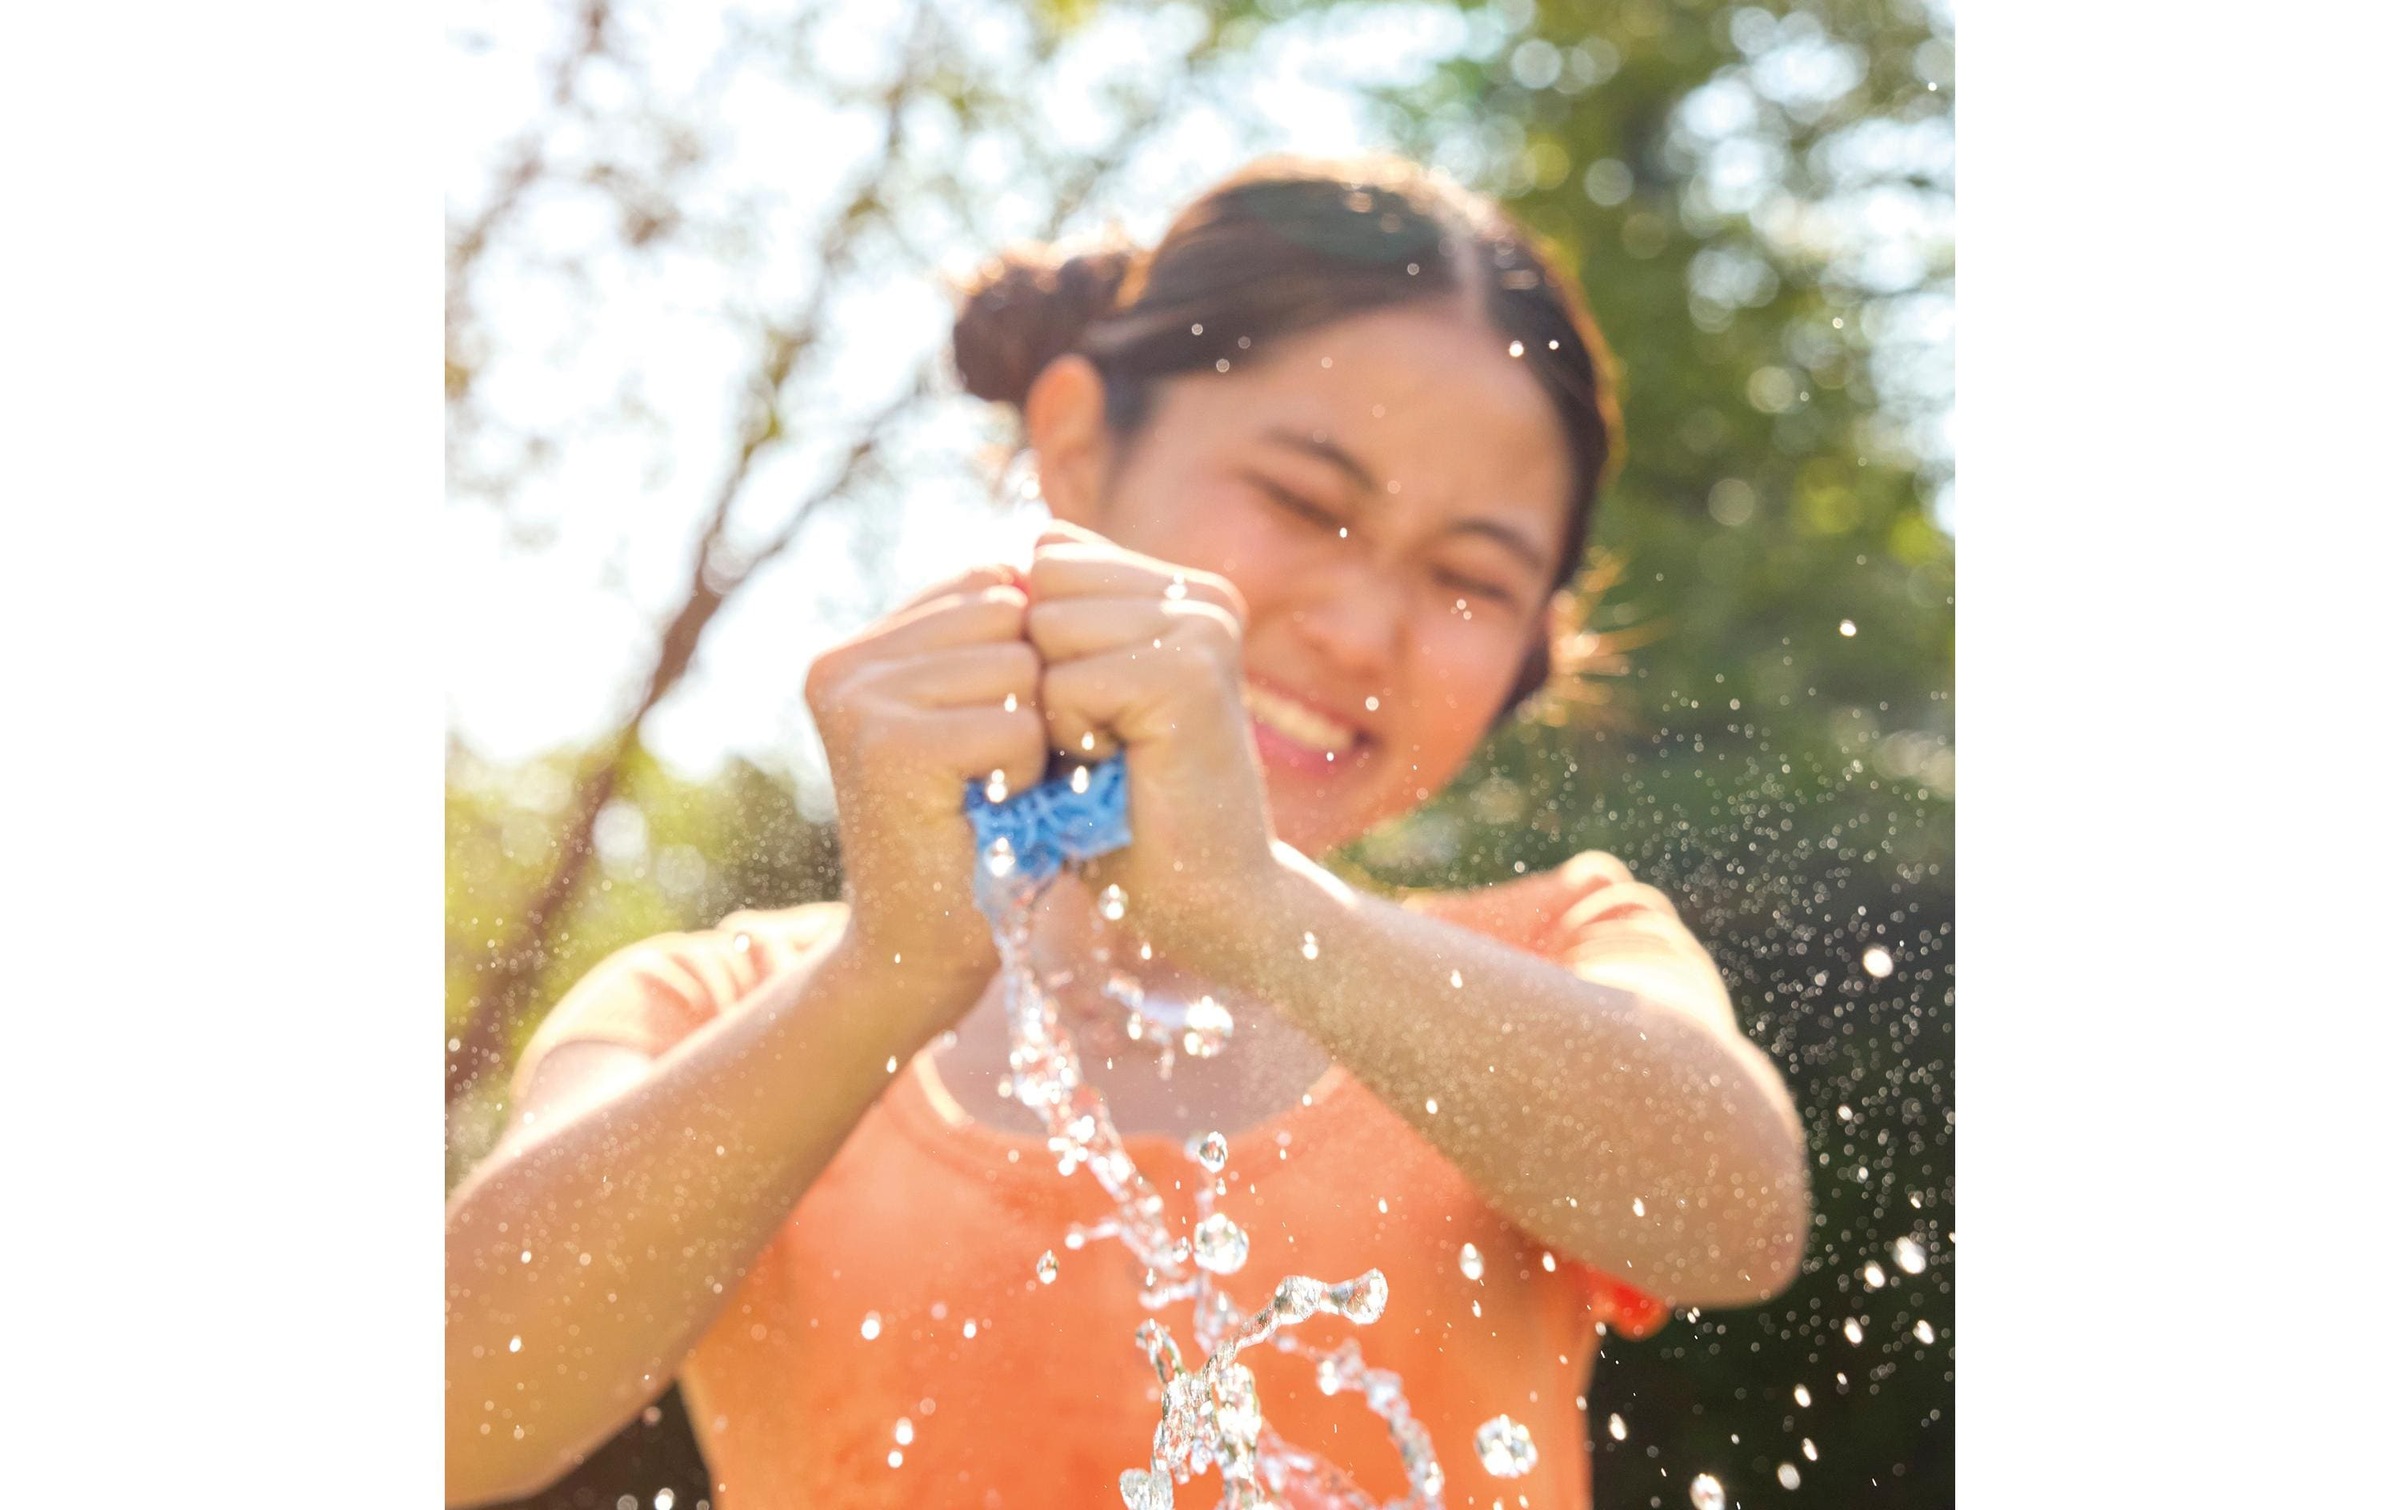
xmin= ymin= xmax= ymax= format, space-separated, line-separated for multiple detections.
xmin=1189 ymin=1130 xmax=1230 ymax=1174
xmin=1472 ymin=1414 xmax=1537 ymax=1477
xmin=966 ymin=755 xmax=1448 ymax=1508
xmin=1689 ymin=1472 xmax=1726 ymax=1510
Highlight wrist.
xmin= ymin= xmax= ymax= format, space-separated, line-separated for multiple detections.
xmin=1163 ymin=842 xmax=1348 ymax=991
xmin=819 ymin=919 xmax=993 ymax=1043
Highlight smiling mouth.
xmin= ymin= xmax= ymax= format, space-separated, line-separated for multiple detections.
xmin=1241 ymin=681 xmax=1364 ymax=757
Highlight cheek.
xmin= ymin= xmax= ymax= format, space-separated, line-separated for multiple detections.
xmin=1391 ymin=617 xmax=1528 ymax=761
xmin=1120 ymin=486 xmax=1307 ymax=611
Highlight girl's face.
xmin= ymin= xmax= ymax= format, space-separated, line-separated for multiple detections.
xmin=1033 ymin=304 xmax=1576 ymax=856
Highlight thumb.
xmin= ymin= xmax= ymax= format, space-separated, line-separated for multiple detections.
xmin=1036 ymin=517 xmax=1112 ymax=549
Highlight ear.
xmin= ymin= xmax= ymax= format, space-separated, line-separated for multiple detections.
xmin=1023 ymin=355 xmax=1113 ymax=528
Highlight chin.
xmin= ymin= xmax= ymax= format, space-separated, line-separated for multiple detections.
xmin=1259 ymin=773 xmax=1391 ymax=859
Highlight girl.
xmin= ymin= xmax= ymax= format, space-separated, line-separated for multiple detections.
xmin=445 ymin=155 xmax=1808 ymax=1509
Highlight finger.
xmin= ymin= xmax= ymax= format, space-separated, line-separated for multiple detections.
xmin=892 ymin=562 xmax=1027 ymax=615
xmin=1558 ymin=850 xmax=1638 ymax=890
xmin=870 ymin=704 xmax=1049 ymax=795
xmin=1562 ymin=879 xmax=1684 ymax=932
xmin=1025 ymin=545 xmax=1244 ymax=619
xmin=845 ymin=584 xmax=1030 ymax=665
xmin=1037 ymin=625 xmax=1238 ymax=755
xmin=851 ymin=641 xmax=1040 ymax=711
xmin=1034 ymin=518 xmax=1111 ymax=550
xmin=1026 ymin=596 xmax=1240 ymax=664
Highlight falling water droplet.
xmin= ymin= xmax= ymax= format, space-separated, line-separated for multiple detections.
xmin=1842 ymin=1316 xmax=1865 ymax=1345
xmin=1334 ymin=1269 xmax=1389 ymax=1323
xmin=1914 ymin=1319 xmax=1936 ymax=1344
xmin=1449 ymin=969 xmax=1464 ymax=988
xmin=1119 ymin=1467 xmax=1173 ymax=1510
xmin=1036 ymin=1250 xmax=1058 ymax=1284
xmin=1080 ymin=732 xmax=1097 ymax=752
xmin=861 ymin=1312 xmax=883 ymax=1340
xmin=1862 ymin=1260 xmax=1887 ymax=1289
xmin=1893 ymin=1235 xmax=1928 ymax=1274
xmin=1069 ymin=763 xmax=1092 ymax=794
xmin=507 ymin=1335 xmax=521 ymax=1353
xmin=1182 ymin=996 xmax=1233 ymax=1057
xmin=1301 ymin=930 xmax=1319 ymax=960
xmin=1803 ymin=1436 xmax=1818 ymax=1461
xmin=1506 ymin=340 xmax=1525 ymax=358
xmin=1165 ymin=574 xmax=1188 ymax=600
xmin=1839 ymin=619 xmax=1858 ymax=637
xmin=1689 ymin=1472 xmax=1726 ymax=1510
xmin=1862 ymin=945 xmax=1894 ymax=978
xmin=1632 ymin=1196 xmax=1646 ymax=1217
xmin=1458 ymin=1242 xmax=1486 ymax=1282
xmin=986 ymin=769 xmax=1010 ymax=803
xmin=1003 ymin=692 xmax=1018 ymax=712
xmin=1474 ymin=1414 xmax=1538 ymax=1476
xmin=1778 ymin=1462 xmax=1801 ymax=1490
xmin=1192 ymin=1212 xmax=1250 ymax=1274
xmin=1271 ymin=1275 xmax=1330 ymax=1323
xmin=983 ymin=838 xmax=1017 ymax=878
xmin=1607 ymin=1413 xmax=1628 ymax=1441
xmin=894 ymin=1418 xmax=915 ymax=1445
xmin=1098 ymin=884 xmax=1128 ymax=921
xmin=887 ymin=1449 xmax=904 ymax=1469
xmin=1189 ymin=1130 xmax=1229 ymax=1173
xmin=1793 ymin=1384 xmax=1812 ymax=1408
xmin=1540 ymin=1251 xmax=1556 ymax=1272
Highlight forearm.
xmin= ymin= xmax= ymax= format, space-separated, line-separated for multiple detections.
xmin=443 ymin=938 xmax=968 ymax=1504
xmin=1183 ymin=851 xmax=1807 ymax=1306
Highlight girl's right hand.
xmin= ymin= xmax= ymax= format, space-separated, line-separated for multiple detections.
xmin=803 ymin=564 xmax=1048 ymax=1018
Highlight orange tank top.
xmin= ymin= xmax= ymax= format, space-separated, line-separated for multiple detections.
xmin=513 ymin=906 xmax=1665 ymax=1509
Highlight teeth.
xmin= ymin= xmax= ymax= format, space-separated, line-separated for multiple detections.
xmin=1241 ymin=682 xmax=1359 ymax=754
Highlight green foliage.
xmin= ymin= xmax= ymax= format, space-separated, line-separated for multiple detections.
xmin=1342 ymin=3 xmax=1955 ymax=1502
xmin=444 ymin=744 xmax=841 ymax=1181
xmin=449 ymin=1 xmax=1951 ymax=1502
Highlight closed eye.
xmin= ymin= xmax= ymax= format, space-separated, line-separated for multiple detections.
xmin=1249 ymin=475 xmax=1348 ymax=532
xmin=1435 ymin=567 xmax=1521 ymax=612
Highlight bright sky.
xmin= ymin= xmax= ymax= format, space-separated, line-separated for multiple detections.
xmin=446 ymin=0 xmax=1951 ymax=803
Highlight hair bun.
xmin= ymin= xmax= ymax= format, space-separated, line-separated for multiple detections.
xmin=952 ymin=243 xmax=1137 ymax=410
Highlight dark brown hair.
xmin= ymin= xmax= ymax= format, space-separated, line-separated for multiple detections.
xmin=952 ymin=155 xmax=1624 ymax=715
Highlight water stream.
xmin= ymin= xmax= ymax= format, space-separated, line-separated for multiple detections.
xmin=966 ymin=755 xmax=1449 ymax=1509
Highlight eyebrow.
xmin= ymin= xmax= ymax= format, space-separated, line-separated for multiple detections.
xmin=1260 ymin=425 xmax=1555 ymax=582
xmin=1445 ymin=517 xmax=1553 ymax=579
xmin=1261 ymin=426 xmax=1378 ymax=494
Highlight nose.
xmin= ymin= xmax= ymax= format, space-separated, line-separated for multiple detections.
xmin=1285 ymin=555 xmax=1405 ymax=686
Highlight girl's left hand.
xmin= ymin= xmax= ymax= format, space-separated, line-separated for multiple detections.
xmin=1408 ymin=851 xmax=1738 ymax=1032
xmin=1022 ymin=521 xmax=1279 ymax=947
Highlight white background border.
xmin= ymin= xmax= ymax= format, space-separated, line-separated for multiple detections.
xmin=4 ymin=1 xmax=2394 ymax=1502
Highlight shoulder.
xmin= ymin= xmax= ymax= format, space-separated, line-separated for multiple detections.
xmin=509 ymin=902 xmax=850 ymax=1100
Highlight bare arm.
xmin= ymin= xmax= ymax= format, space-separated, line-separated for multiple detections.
xmin=442 ymin=937 xmax=968 ymax=1505
xmin=445 ymin=563 xmax=1050 ymax=1506
xmin=1180 ymin=847 xmax=1809 ymax=1308
xmin=1009 ymin=527 xmax=1807 ymax=1307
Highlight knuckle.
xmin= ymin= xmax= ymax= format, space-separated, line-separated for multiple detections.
xmin=1196 ymin=570 xmax=1247 ymax=624
xmin=967 ymin=590 xmax=1028 ymax=636
xmin=995 ymin=640 xmax=1041 ymax=684
xmin=1023 ymin=600 xmax=1066 ymax=639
